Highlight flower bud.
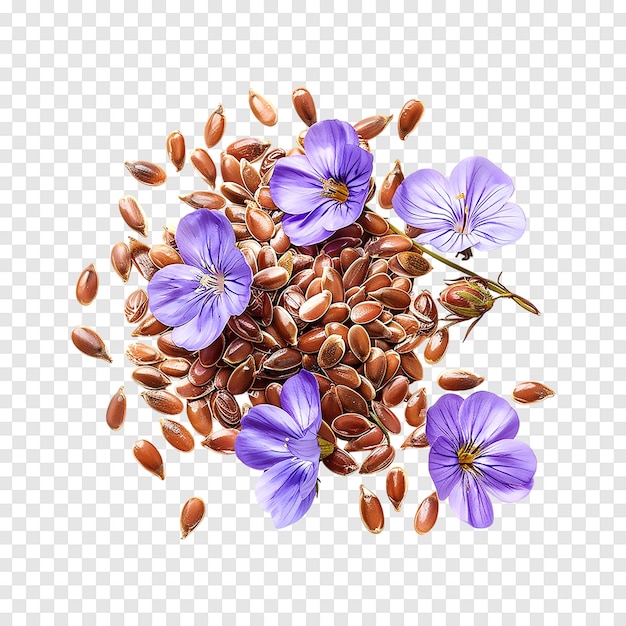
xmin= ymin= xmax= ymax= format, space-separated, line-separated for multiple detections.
xmin=438 ymin=278 xmax=494 ymax=319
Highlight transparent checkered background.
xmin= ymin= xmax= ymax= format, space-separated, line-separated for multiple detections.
xmin=1 ymin=1 xmax=623 ymax=624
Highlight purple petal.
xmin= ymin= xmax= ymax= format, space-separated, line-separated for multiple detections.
xmin=255 ymin=459 xmax=318 ymax=528
xmin=428 ymin=436 xmax=463 ymax=500
xmin=304 ymin=120 xmax=360 ymax=177
xmin=239 ymin=403 xmax=303 ymax=441
xmin=393 ymin=169 xmax=461 ymax=231
xmin=415 ymin=228 xmax=481 ymax=254
xmin=170 ymin=295 xmax=228 ymax=351
xmin=281 ymin=210 xmax=336 ymax=246
xmin=147 ymin=263 xmax=204 ymax=327
xmin=280 ymin=370 xmax=322 ymax=434
xmin=219 ymin=249 xmax=253 ymax=315
xmin=286 ymin=430 xmax=320 ymax=464
xmin=458 ymin=391 xmax=519 ymax=447
xmin=425 ymin=394 xmax=464 ymax=448
xmin=474 ymin=439 xmax=537 ymax=503
xmin=448 ymin=471 xmax=494 ymax=528
xmin=470 ymin=202 xmax=526 ymax=251
xmin=270 ymin=155 xmax=328 ymax=216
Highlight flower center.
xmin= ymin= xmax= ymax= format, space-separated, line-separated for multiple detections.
xmin=199 ymin=269 xmax=225 ymax=293
xmin=454 ymin=192 xmax=470 ymax=234
xmin=320 ymin=177 xmax=349 ymax=203
xmin=457 ymin=441 xmax=481 ymax=470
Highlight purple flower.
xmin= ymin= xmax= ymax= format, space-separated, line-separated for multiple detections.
xmin=426 ymin=391 xmax=537 ymax=528
xmin=393 ymin=156 xmax=526 ymax=254
xmin=147 ymin=209 xmax=252 ymax=351
xmin=269 ymin=119 xmax=374 ymax=246
xmin=235 ymin=370 xmax=322 ymax=528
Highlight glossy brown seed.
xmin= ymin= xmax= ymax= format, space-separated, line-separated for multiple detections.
xmin=264 ymin=382 xmax=282 ymax=408
xmin=124 ymin=160 xmax=167 ymax=186
xmin=111 ymin=242 xmax=131 ymax=282
xmin=132 ymin=366 xmax=171 ymax=390
xmin=71 ymin=326 xmax=112 ymax=362
xmin=336 ymin=385 xmax=369 ymax=417
xmin=166 ymin=131 xmax=186 ymax=171
xmin=162 ymin=226 xmax=177 ymax=248
xmin=209 ymin=389 xmax=242 ymax=428
xmin=141 ymin=389 xmax=184 ymax=415
xmin=317 ymin=419 xmax=336 ymax=447
xmin=331 ymin=413 xmax=373 ymax=439
xmin=360 ymin=445 xmax=396 ymax=474
xmin=424 ymin=328 xmax=449 ymax=364
xmin=124 ymin=289 xmax=149 ymax=323
xmin=321 ymin=388 xmax=343 ymax=424
xmin=221 ymin=151 xmax=245 ymax=185
xmin=291 ymin=87 xmax=317 ymax=126
xmin=368 ymin=235 xmax=413 ymax=258
xmin=198 ymin=335 xmax=225 ymax=368
xmin=398 ymin=99 xmax=425 ymax=140
xmin=343 ymin=255 xmax=370 ymax=290
xmin=413 ymin=290 xmax=439 ymax=326
xmin=106 ymin=386 xmax=126 ymax=430
xmin=221 ymin=340 xmax=252 ymax=366
xmin=322 ymin=447 xmax=359 ymax=475
xmin=351 ymin=301 xmax=383 ymax=325
xmin=372 ymin=401 xmax=402 ymax=434
xmin=405 ymin=388 xmax=427 ymax=427
xmin=263 ymin=347 xmax=302 ymax=372
xmin=160 ymin=418 xmax=194 ymax=452
xmin=401 ymin=423 xmax=429 ymax=449
xmin=186 ymin=397 xmax=213 ymax=436
xmin=364 ymin=347 xmax=387 ymax=389
xmin=269 ymin=224 xmax=291 ymax=254
xmin=272 ymin=306 xmax=298 ymax=346
xmin=353 ymin=114 xmax=393 ymax=140
xmin=318 ymin=335 xmax=346 ymax=369
xmin=255 ymin=185 xmax=277 ymax=209
xmin=438 ymin=369 xmax=484 ymax=391
xmin=299 ymin=290 xmax=332 ymax=323
xmin=226 ymin=137 xmax=271 ymax=163
xmin=296 ymin=327 xmax=326 ymax=353
xmin=159 ymin=358 xmax=191 ymax=378
xmin=364 ymin=273 xmax=392 ymax=294
xmin=326 ymin=364 xmax=361 ymax=389
xmin=190 ymin=148 xmax=217 ymax=188
xmin=131 ymin=314 xmax=169 ymax=338
xmin=204 ymin=103 xmax=226 ymax=148
xmin=129 ymin=237 xmax=158 ymax=281
xmin=253 ymin=267 xmax=289 ymax=292
xmin=391 ymin=276 xmax=412 ymax=293
xmin=415 ymin=492 xmax=438 ymax=534
xmin=347 ymin=325 xmax=371 ymax=362
xmin=76 ymin=263 xmax=99 ymax=306
xmin=179 ymin=191 xmax=227 ymax=210
xmin=133 ymin=440 xmax=164 ymax=479
xmin=395 ymin=251 xmax=432 ymax=277
xmin=222 ymin=183 xmax=255 ymax=205
xmin=382 ymin=351 xmax=401 ymax=387
xmin=357 ymin=376 xmax=377 ymax=402
xmin=228 ymin=313 xmax=263 ymax=343
xmin=321 ymin=302 xmax=351 ymax=325
xmin=227 ymin=355 xmax=256 ymax=395
xmin=344 ymin=426 xmax=385 ymax=452
xmin=512 ymin=381 xmax=555 ymax=404
xmin=188 ymin=358 xmax=216 ymax=387
xmin=259 ymin=147 xmax=286 ymax=177
xmin=156 ymin=332 xmax=194 ymax=359
xmin=320 ymin=267 xmax=344 ymax=303
xmin=368 ymin=288 xmax=412 ymax=311
xmin=248 ymin=89 xmax=278 ymax=126
xmin=176 ymin=379 xmax=212 ymax=401
xmin=400 ymin=352 xmax=424 ymax=381
xmin=125 ymin=343 xmax=164 ymax=366
xmin=386 ymin=466 xmax=408 ymax=512
xmin=381 ymin=376 xmax=410 ymax=407
xmin=149 ymin=244 xmax=183 ymax=269
xmin=346 ymin=286 xmax=367 ymax=309
xmin=180 ymin=497 xmax=205 ymax=539
xmin=246 ymin=207 xmax=275 ymax=243
xmin=359 ymin=485 xmax=384 ymax=534
xmin=378 ymin=160 xmax=404 ymax=209
xmin=325 ymin=322 xmax=349 ymax=341
xmin=201 ymin=428 xmax=238 ymax=454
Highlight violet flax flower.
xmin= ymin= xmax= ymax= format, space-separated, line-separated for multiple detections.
xmin=426 ymin=391 xmax=537 ymax=528
xmin=269 ymin=119 xmax=374 ymax=246
xmin=393 ymin=156 xmax=526 ymax=254
xmin=235 ymin=370 xmax=322 ymax=528
xmin=147 ymin=209 xmax=252 ymax=351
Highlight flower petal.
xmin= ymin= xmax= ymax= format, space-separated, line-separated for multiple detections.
xmin=470 ymin=202 xmax=526 ymax=251
xmin=428 ymin=436 xmax=463 ymax=500
xmin=147 ymin=263 xmax=205 ymax=327
xmin=304 ymin=119 xmax=360 ymax=177
xmin=281 ymin=210 xmax=336 ymax=246
xmin=270 ymin=155 xmax=328 ymax=216
xmin=474 ymin=439 xmax=537 ymax=503
xmin=425 ymin=394 xmax=464 ymax=448
xmin=458 ymin=391 xmax=519 ymax=447
xmin=170 ymin=294 xmax=228 ymax=351
xmin=280 ymin=370 xmax=322 ymax=434
xmin=415 ymin=228 xmax=480 ymax=254
xmin=220 ymin=248 xmax=253 ymax=315
xmin=448 ymin=471 xmax=494 ymax=528
xmin=239 ymin=403 xmax=303 ymax=442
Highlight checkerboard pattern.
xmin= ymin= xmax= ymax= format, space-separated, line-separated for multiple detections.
xmin=1 ymin=1 xmax=623 ymax=624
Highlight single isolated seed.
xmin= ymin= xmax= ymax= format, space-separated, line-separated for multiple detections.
xmin=386 ymin=466 xmax=408 ymax=512
xmin=110 ymin=241 xmax=132 ymax=282
xmin=400 ymin=423 xmax=429 ymax=449
xmin=178 ymin=191 xmax=226 ymax=210
xmin=76 ymin=263 xmax=99 ymax=306
xmin=398 ymin=99 xmax=425 ymax=140
xmin=204 ymin=103 xmax=226 ymax=148
xmin=133 ymin=440 xmax=164 ymax=480
xmin=71 ymin=326 xmax=112 ymax=362
xmin=438 ymin=369 xmax=484 ymax=391
xmin=512 ymin=381 xmax=555 ymax=404
xmin=248 ymin=89 xmax=278 ymax=126
xmin=160 ymin=418 xmax=195 ymax=452
xmin=201 ymin=428 xmax=239 ymax=454
xmin=141 ymin=389 xmax=184 ymax=415
xmin=180 ymin=497 xmax=205 ymax=539
xmin=353 ymin=114 xmax=393 ymax=140
xmin=405 ymin=387 xmax=427 ymax=427
xmin=186 ymin=397 xmax=214 ymax=436
xmin=190 ymin=148 xmax=217 ymax=188
xmin=359 ymin=485 xmax=384 ymax=534
xmin=118 ymin=195 xmax=148 ymax=237
xmin=106 ymin=386 xmax=126 ymax=430
xmin=292 ymin=87 xmax=317 ymax=126
xmin=131 ymin=366 xmax=171 ymax=390
xmin=424 ymin=328 xmax=449 ymax=364
xmin=378 ymin=160 xmax=404 ymax=209
xmin=414 ymin=492 xmax=439 ymax=534
xmin=124 ymin=160 xmax=167 ymax=186
xmin=166 ymin=130 xmax=186 ymax=171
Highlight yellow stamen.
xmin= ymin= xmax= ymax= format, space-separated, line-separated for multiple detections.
xmin=320 ymin=177 xmax=349 ymax=203
xmin=458 ymin=442 xmax=481 ymax=469
xmin=200 ymin=271 xmax=225 ymax=293
xmin=454 ymin=192 xmax=470 ymax=234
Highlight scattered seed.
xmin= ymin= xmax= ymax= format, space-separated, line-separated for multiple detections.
xmin=405 ymin=388 xmax=427 ymax=427
xmin=106 ymin=386 xmax=126 ymax=430
xmin=131 ymin=314 xmax=169 ymax=337
xmin=378 ymin=160 xmax=404 ymax=209
xmin=201 ymin=428 xmax=238 ymax=454
xmin=132 ymin=366 xmax=172 ymax=390
xmin=186 ymin=397 xmax=213 ymax=436
xmin=438 ymin=369 xmax=484 ymax=391
xmin=204 ymin=104 xmax=226 ymax=148
xmin=248 ymin=89 xmax=278 ymax=126
xmin=414 ymin=492 xmax=438 ymax=534
xmin=226 ymin=137 xmax=271 ymax=163
xmin=141 ymin=389 xmax=184 ymax=415
xmin=179 ymin=191 xmax=227 ymax=210
xmin=71 ymin=326 xmax=112 ymax=362
xmin=133 ymin=440 xmax=164 ymax=479
xmin=149 ymin=244 xmax=183 ymax=268
xmin=110 ymin=242 xmax=131 ymax=282
xmin=124 ymin=289 xmax=149 ymax=323
xmin=292 ymin=87 xmax=317 ymax=126
xmin=76 ymin=263 xmax=99 ymax=306
xmin=124 ymin=160 xmax=167 ymax=186
xmin=190 ymin=148 xmax=217 ymax=188
xmin=344 ymin=426 xmax=385 ymax=452
xmin=424 ymin=328 xmax=449 ymax=364
xmin=166 ymin=131 xmax=186 ymax=171
xmin=353 ymin=114 xmax=393 ymax=140
xmin=125 ymin=343 xmax=164 ymax=365
xmin=159 ymin=358 xmax=191 ymax=378
xmin=398 ymin=99 xmax=425 ymax=140
xmin=359 ymin=485 xmax=384 ymax=534
xmin=180 ymin=496 xmax=205 ymax=539
xmin=331 ymin=413 xmax=373 ymax=439
xmin=386 ymin=466 xmax=408 ymax=512
xmin=512 ymin=381 xmax=555 ymax=404
xmin=160 ymin=418 xmax=195 ymax=452
xmin=372 ymin=401 xmax=402 ymax=434
xmin=128 ymin=237 xmax=159 ymax=281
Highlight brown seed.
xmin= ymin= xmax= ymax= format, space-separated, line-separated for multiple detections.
xmin=128 ymin=237 xmax=158 ymax=281
xmin=413 ymin=290 xmax=439 ymax=326
xmin=76 ymin=263 xmax=99 ymax=306
xmin=178 ymin=191 xmax=226 ymax=210
xmin=106 ymin=386 xmax=126 ymax=430
xmin=360 ymin=445 xmax=396 ymax=474
xmin=263 ymin=347 xmax=302 ymax=372
xmin=253 ymin=266 xmax=289 ymax=291
xmin=318 ymin=335 xmax=346 ymax=369
xmin=364 ymin=273 xmax=392 ymax=294
xmin=353 ymin=114 xmax=393 ymax=140
xmin=162 ymin=226 xmax=177 ymax=248
xmin=424 ymin=328 xmax=449 ymax=364
xmin=159 ymin=358 xmax=191 ymax=378
xmin=209 ymin=389 xmax=242 ymax=429
xmin=378 ymin=160 xmax=404 ymax=209
xmin=110 ymin=242 xmax=131 ymax=282
xmin=372 ymin=401 xmax=402 ymax=434
xmin=227 ymin=355 xmax=256 ymax=395
xmin=381 ymin=376 xmax=410 ymax=407
xmin=265 ymin=382 xmax=282 ymax=407
xmin=390 ymin=276 xmax=412 ymax=292
xmin=346 ymin=286 xmax=367 ymax=308
xmin=248 ymin=89 xmax=278 ymax=126
xmin=124 ymin=160 xmax=167 ymax=186
xmin=357 ymin=376 xmax=377 ymax=401
xmin=438 ymin=369 xmax=484 ymax=391
xmin=414 ymin=492 xmax=439 ymax=534
xmin=204 ymin=103 xmax=226 ymax=148
xmin=226 ymin=137 xmax=271 ymax=163
xmin=255 ymin=185 xmax=277 ymax=210
xmin=320 ymin=267 xmax=344 ymax=303
xmin=347 ymin=325 xmax=371 ymax=362
xmin=351 ymin=301 xmax=383 ymax=325
xmin=326 ymin=364 xmax=361 ymax=389
xmin=270 ymin=224 xmax=291 ymax=254
xmin=512 ymin=381 xmax=555 ymax=404
xmin=259 ymin=147 xmax=286 ymax=177
xmin=344 ymin=426 xmax=385 ymax=452
xmin=180 ymin=497 xmax=205 ymax=539
xmin=149 ymin=244 xmax=183 ymax=269
xmin=220 ymin=151 xmax=245 ymax=185
xmin=188 ymin=358 xmax=216 ymax=387
xmin=125 ymin=343 xmax=164 ymax=366
xmin=71 ymin=326 xmax=112 ymax=362
xmin=325 ymin=322 xmax=349 ymax=342
xmin=394 ymin=251 xmax=432 ymax=277
xmin=124 ymin=289 xmax=149 ymax=323
xmin=166 ymin=131 xmax=186 ymax=171
xmin=228 ymin=313 xmax=263 ymax=343
xmin=272 ymin=306 xmax=298 ymax=346
xmin=299 ymin=290 xmax=332 ymax=323
xmin=157 ymin=332 xmax=195 ymax=359
xmin=132 ymin=366 xmax=171 ymax=390
xmin=223 ymin=339 xmax=254 ymax=365
xmin=141 ymin=389 xmax=184 ymax=415
xmin=176 ymin=379 xmax=213 ymax=401
xmin=321 ymin=302 xmax=351 ymax=325
xmin=240 ymin=159 xmax=262 ymax=195
xmin=321 ymin=387 xmax=343 ymax=424
xmin=190 ymin=148 xmax=217 ymax=188
xmin=131 ymin=314 xmax=169 ymax=338
xmin=186 ymin=397 xmax=213 ymax=436
xmin=386 ymin=466 xmax=408 ymax=512
xmin=296 ymin=327 xmax=326 ymax=353
xmin=382 ymin=351 xmax=401 ymax=387
xmin=160 ymin=418 xmax=195 ymax=452
xmin=405 ymin=388 xmax=427 ymax=427
xmin=400 ymin=352 xmax=424 ymax=381
xmin=343 ymin=255 xmax=370 ymax=290
xmin=292 ymin=87 xmax=317 ymax=126
xmin=398 ymin=99 xmax=425 ymax=140
xmin=359 ymin=485 xmax=384 ymax=534
xmin=133 ymin=440 xmax=164 ymax=479
xmin=368 ymin=288 xmax=412 ymax=311
xmin=336 ymin=385 xmax=369 ymax=417
xmin=401 ymin=423 xmax=429 ymax=449
xmin=331 ymin=413 xmax=373 ymax=439
xmin=322 ymin=447 xmax=359 ymax=475
xmin=368 ymin=235 xmax=413 ymax=258
xmin=364 ymin=347 xmax=387 ymax=389
xmin=198 ymin=335 xmax=226 ymax=367
xmin=201 ymin=428 xmax=238 ymax=454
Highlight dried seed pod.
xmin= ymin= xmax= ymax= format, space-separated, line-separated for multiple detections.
xmin=347 ymin=325 xmax=371 ymax=362
xmin=133 ymin=440 xmax=164 ymax=479
xmin=359 ymin=485 xmax=384 ymax=534
xmin=204 ymin=103 xmax=226 ymax=148
xmin=201 ymin=428 xmax=238 ymax=454
xmin=190 ymin=148 xmax=217 ymax=188
xmin=372 ymin=401 xmax=402 ymax=434
xmin=166 ymin=131 xmax=186 ymax=171
xmin=318 ymin=335 xmax=346 ymax=369
xmin=160 ymin=418 xmax=195 ymax=452
xmin=131 ymin=314 xmax=169 ymax=338
xmin=110 ymin=242 xmax=131 ymax=282
xmin=226 ymin=137 xmax=271 ymax=163
xmin=353 ymin=114 xmax=393 ymax=140
xmin=125 ymin=343 xmax=164 ymax=365
xmin=299 ymin=290 xmax=332 ymax=323
xmin=414 ymin=492 xmax=438 ymax=534
xmin=253 ymin=266 xmax=289 ymax=291
xmin=344 ymin=426 xmax=386 ymax=452
xmin=178 ymin=191 xmax=227 ymax=210
xmin=512 ymin=381 xmax=555 ymax=404
xmin=180 ymin=497 xmax=205 ymax=539
xmin=141 ymin=389 xmax=184 ymax=415
xmin=322 ymin=447 xmax=359 ymax=475
xmin=331 ymin=413 xmax=373 ymax=439
xmin=378 ymin=160 xmax=404 ymax=209
xmin=248 ymin=89 xmax=278 ymax=126
xmin=438 ymin=369 xmax=484 ymax=391
xmin=124 ymin=288 xmax=149 ymax=323
xmin=106 ymin=386 xmax=126 ymax=430
xmin=359 ymin=445 xmax=396 ymax=474
xmin=398 ymin=99 xmax=425 ymax=140
xmin=76 ymin=263 xmax=99 ymax=306
xmin=71 ymin=326 xmax=112 ymax=362
xmin=159 ymin=358 xmax=191 ymax=378
xmin=149 ymin=244 xmax=183 ymax=269
xmin=400 ymin=352 xmax=424 ymax=381
xmin=132 ymin=366 xmax=172 ymax=390
xmin=386 ymin=466 xmax=408 ymax=511
xmin=405 ymin=387 xmax=427 ymax=427
xmin=424 ymin=328 xmax=449 ymax=364
xmin=124 ymin=160 xmax=167 ymax=186
xmin=227 ymin=355 xmax=256 ymax=395
xmin=186 ymin=397 xmax=213 ymax=436
xmin=128 ymin=237 xmax=158 ymax=281
xmin=292 ymin=87 xmax=317 ymax=126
